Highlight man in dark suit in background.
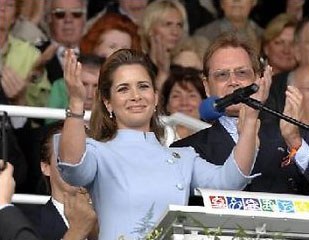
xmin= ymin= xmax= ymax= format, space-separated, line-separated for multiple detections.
xmin=0 ymin=205 xmax=40 ymax=240
xmin=0 ymin=158 xmax=97 ymax=240
xmin=20 ymin=121 xmax=98 ymax=240
xmin=171 ymin=33 xmax=309 ymax=202
xmin=0 ymin=160 xmax=40 ymax=240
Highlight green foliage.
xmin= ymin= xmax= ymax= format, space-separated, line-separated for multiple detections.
xmin=144 ymin=228 xmax=163 ymax=240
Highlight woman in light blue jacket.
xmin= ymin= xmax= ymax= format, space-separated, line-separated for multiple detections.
xmin=55 ymin=48 xmax=263 ymax=240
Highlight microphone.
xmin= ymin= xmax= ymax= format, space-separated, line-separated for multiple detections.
xmin=199 ymin=83 xmax=259 ymax=121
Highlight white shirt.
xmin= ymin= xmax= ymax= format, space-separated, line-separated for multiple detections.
xmin=56 ymin=45 xmax=80 ymax=68
xmin=51 ymin=197 xmax=69 ymax=227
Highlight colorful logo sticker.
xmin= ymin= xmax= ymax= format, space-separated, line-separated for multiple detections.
xmin=260 ymin=199 xmax=277 ymax=212
xmin=243 ymin=198 xmax=261 ymax=211
xmin=294 ymin=201 xmax=309 ymax=213
xmin=208 ymin=195 xmax=309 ymax=216
xmin=227 ymin=197 xmax=244 ymax=210
xmin=277 ymin=200 xmax=295 ymax=213
xmin=209 ymin=196 xmax=227 ymax=209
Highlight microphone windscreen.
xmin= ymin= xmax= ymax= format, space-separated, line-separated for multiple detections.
xmin=199 ymin=96 xmax=224 ymax=121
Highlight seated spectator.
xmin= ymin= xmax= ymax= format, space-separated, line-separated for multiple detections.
xmin=262 ymin=13 xmax=298 ymax=75
xmin=160 ymin=65 xmax=206 ymax=146
xmin=286 ymin=0 xmax=306 ymax=22
xmin=0 ymin=160 xmax=40 ymax=240
xmin=139 ymin=0 xmax=188 ymax=91
xmin=80 ymin=13 xmax=141 ymax=58
xmin=171 ymin=36 xmax=209 ymax=70
xmin=19 ymin=54 xmax=101 ymax=193
xmin=111 ymin=0 xmax=148 ymax=26
xmin=195 ymin=0 xmax=263 ymax=52
xmin=87 ymin=0 xmax=149 ymax=28
xmin=267 ymin=17 xmax=309 ymax=129
xmin=12 ymin=0 xmax=48 ymax=45
xmin=37 ymin=0 xmax=87 ymax=84
xmin=182 ymin=0 xmax=217 ymax=34
xmin=0 ymin=159 xmax=97 ymax=240
xmin=24 ymin=121 xmax=98 ymax=240
xmin=46 ymin=54 xmax=103 ymax=124
xmin=251 ymin=0 xmax=308 ymax=28
xmin=0 ymin=0 xmax=50 ymax=108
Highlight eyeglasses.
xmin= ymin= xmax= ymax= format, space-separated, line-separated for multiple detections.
xmin=51 ymin=8 xmax=85 ymax=19
xmin=209 ymin=68 xmax=255 ymax=82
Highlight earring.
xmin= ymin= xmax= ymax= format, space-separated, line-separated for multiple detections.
xmin=109 ymin=111 xmax=113 ymax=119
xmin=154 ymin=106 xmax=157 ymax=112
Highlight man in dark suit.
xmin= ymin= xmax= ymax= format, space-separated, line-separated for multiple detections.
xmin=20 ymin=199 xmax=68 ymax=240
xmin=21 ymin=192 xmax=97 ymax=240
xmin=171 ymin=33 xmax=309 ymax=201
xmin=0 ymin=160 xmax=40 ymax=240
xmin=0 ymin=206 xmax=40 ymax=240
xmin=21 ymin=121 xmax=98 ymax=240
xmin=0 ymin=160 xmax=97 ymax=240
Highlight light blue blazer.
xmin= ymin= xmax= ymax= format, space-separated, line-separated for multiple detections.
xmin=55 ymin=129 xmax=255 ymax=240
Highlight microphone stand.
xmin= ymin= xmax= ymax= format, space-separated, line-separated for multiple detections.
xmin=242 ymin=97 xmax=309 ymax=131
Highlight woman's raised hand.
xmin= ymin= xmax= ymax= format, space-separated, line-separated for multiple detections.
xmin=63 ymin=50 xmax=85 ymax=108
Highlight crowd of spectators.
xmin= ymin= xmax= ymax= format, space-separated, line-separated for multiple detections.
xmin=0 ymin=0 xmax=309 ymax=239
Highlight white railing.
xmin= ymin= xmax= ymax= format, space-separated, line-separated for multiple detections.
xmin=0 ymin=105 xmax=91 ymax=120
xmin=0 ymin=105 xmax=210 ymax=205
xmin=12 ymin=194 xmax=49 ymax=205
xmin=0 ymin=105 xmax=211 ymax=131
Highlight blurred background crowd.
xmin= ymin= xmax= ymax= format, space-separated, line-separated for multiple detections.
xmin=0 ymin=0 xmax=309 ymax=197
xmin=0 ymin=0 xmax=309 ymax=239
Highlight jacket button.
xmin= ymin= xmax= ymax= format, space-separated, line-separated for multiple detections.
xmin=288 ymin=178 xmax=298 ymax=192
xmin=166 ymin=159 xmax=175 ymax=164
xmin=176 ymin=183 xmax=184 ymax=190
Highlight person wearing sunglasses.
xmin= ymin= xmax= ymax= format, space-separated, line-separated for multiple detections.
xmin=10 ymin=0 xmax=87 ymax=194
xmin=51 ymin=7 xmax=86 ymax=20
xmin=37 ymin=0 xmax=87 ymax=84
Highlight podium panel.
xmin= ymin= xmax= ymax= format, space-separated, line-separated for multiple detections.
xmin=155 ymin=190 xmax=309 ymax=239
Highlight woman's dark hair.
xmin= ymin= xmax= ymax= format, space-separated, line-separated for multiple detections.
xmin=89 ymin=49 xmax=164 ymax=141
xmin=160 ymin=65 xmax=206 ymax=115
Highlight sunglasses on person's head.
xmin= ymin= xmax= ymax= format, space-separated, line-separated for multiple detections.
xmin=51 ymin=8 xmax=85 ymax=19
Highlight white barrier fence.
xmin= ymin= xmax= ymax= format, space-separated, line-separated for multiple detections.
xmin=13 ymin=194 xmax=49 ymax=205
xmin=0 ymin=105 xmax=211 ymax=131
xmin=0 ymin=105 xmax=211 ymax=204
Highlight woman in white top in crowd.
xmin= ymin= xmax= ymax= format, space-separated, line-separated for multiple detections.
xmin=139 ymin=0 xmax=188 ymax=91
